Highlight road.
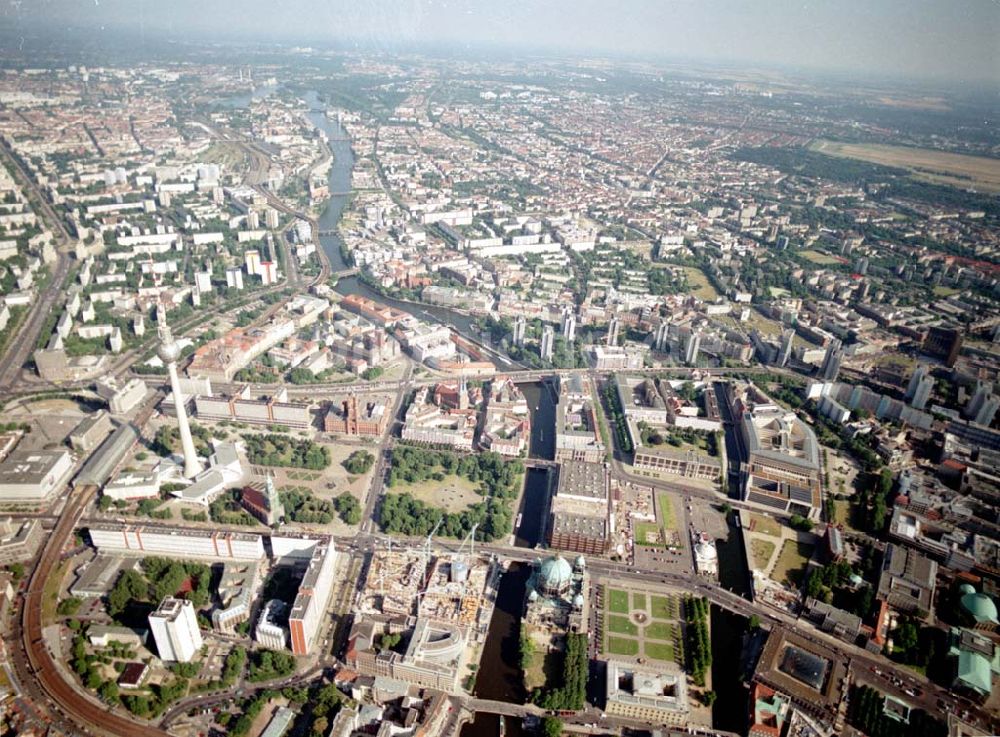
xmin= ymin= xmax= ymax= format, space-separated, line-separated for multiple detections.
xmin=0 ymin=140 xmax=74 ymax=391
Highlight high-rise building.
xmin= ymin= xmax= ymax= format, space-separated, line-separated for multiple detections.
xmin=226 ymin=267 xmax=244 ymax=290
xmin=974 ymin=394 xmax=1000 ymax=427
xmin=607 ymin=318 xmax=620 ymax=347
xmin=777 ymin=329 xmax=795 ymax=368
xmin=922 ymin=326 xmax=962 ymax=367
xmin=654 ymin=322 xmax=669 ymax=352
xmin=819 ymin=339 xmax=843 ymax=382
xmin=158 ymin=319 xmax=202 ymax=479
xmin=906 ymin=365 xmax=934 ymax=410
xmin=289 ymin=540 xmax=337 ymax=655
xmin=265 ymin=208 xmax=280 ymax=229
xmin=911 ymin=374 xmax=934 ymax=411
xmin=260 ymin=261 xmax=278 ymax=285
xmin=149 ymin=597 xmax=203 ymax=663
xmin=684 ymin=331 xmax=701 ymax=366
xmin=245 ymin=250 xmax=261 ymax=276
xmin=540 ymin=325 xmax=555 ymax=361
xmin=512 ymin=315 xmax=526 ymax=347
xmin=561 ymin=309 xmax=576 ymax=342
xmin=194 ymin=271 xmax=212 ymax=295
xmin=965 ymin=382 xmax=994 ymax=420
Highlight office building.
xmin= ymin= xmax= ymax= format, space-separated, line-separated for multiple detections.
xmin=149 ymin=597 xmax=203 ymax=663
xmin=256 ymin=599 xmax=290 ymax=650
xmin=922 ymin=326 xmax=962 ymax=367
xmin=605 ymin=660 xmax=689 ymax=726
xmin=877 ymin=543 xmax=937 ymax=616
xmin=740 ymin=395 xmax=822 ymax=519
xmin=289 ymin=539 xmax=338 ymax=655
xmin=88 ymin=524 xmax=265 ymax=560
xmin=0 ymin=448 xmax=74 ymax=503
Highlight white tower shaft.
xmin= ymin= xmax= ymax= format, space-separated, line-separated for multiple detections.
xmin=167 ymin=360 xmax=202 ymax=478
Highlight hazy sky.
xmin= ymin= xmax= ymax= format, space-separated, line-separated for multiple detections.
xmin=9 ymin=0 xmax=1000 ymax=83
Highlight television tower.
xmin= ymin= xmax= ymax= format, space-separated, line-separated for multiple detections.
xmin=157 ymin=318 xmax=203 ymax=479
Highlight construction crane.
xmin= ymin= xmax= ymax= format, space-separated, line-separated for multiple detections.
xmin=422 ymin=517 xmax=444 ymax=586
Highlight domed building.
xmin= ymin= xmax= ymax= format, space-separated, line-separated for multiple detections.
xmin=536 ymin=555 xmax=574 ymax=598
xmin=959 ymin=585 xmax=999 ymax=631
xmin=524 ymin=554 xmax=589 ymax=635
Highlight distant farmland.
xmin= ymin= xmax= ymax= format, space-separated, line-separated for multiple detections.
xmin=810 ymin=140 xmax=1000 ymax=193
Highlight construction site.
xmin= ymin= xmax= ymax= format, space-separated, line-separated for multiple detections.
xmin=346 ymin=528 xmax=501 ymax=693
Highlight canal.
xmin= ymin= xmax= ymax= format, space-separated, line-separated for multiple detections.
xmin=461 ymin=563 xmax=531 ymax=737
xmin=512 ymin=380 xmax=558 ymax=549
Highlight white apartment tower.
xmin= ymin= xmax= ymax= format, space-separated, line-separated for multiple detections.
xmin=540 ymin=325 xmax=555 ymax=361
xmin=149 ymin=597 xmax=203 ymax=663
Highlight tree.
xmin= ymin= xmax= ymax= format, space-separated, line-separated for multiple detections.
xmin=98 ymin=680 xmax=120 ymax=704
xmin=702 ymin=690 xmax=718 ymax=706
xmin=542 ymin=717 xmax=563 ymax=737
xmin=748 ymin=615 xmax=761 ymax=630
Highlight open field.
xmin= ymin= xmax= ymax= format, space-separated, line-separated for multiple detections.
xmin=751 ymin=539 xmax=777 ymax=570
xmin=658 ymin=493 xmax=678 ymax=531
xmin=800 ymin=249 xmax=843 ymax=265
xmin=772 ymin=540 xmax=815 ymax=587
xmin=634 ymin=521 xmax=666 ymax=547
xmin=398 ymin=474 xmax=481 ymax=513
xmin=747 ymin=513 xmax=781 ymax=537
xmin=933 ymin=286 xmax=960 ymax=297
xmin=684 ymin=267 xmax=719 ymax=300
xmin=811 ymin=140 xmax=1000 ymax=193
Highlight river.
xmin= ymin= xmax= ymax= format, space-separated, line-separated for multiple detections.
xmin=230 ymin=87 xmax=536 ymax=734
xmin=461 ymin=563 xmax=531 ymax=737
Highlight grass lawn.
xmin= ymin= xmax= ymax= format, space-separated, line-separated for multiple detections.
xmin=634 ymin=521 xmax=665 ymax=547
xmin=748 ymin=513 xmax=781 ymax=537
xmin=399 ymin=474 xmax=481 ymax=513
xmin=683 ymin=267 xmax=719 ymax=300
xmin=606 ymin=636 xmax=640 ymax=657
xmin=644 ymin=621 xmax=674 ymax=641
xmin=607 ymin=588 xmax=630 ymax=614
xmin=800 ymin=249 xmax=843 ymax=265
xmin=658 ymin=493 xmax=678 ymax=531
xmin=932 ymin=286 xmax=959 ymax=297
xmin=632 ymin=592 xmax=647 ymax=611
xmin=771 ymin=540 xmax=815 ymax=587
xmin=644 ymin=641 xmax=675 ymax=662
xmin=608 ymin=615 xmax=639 ymax=636
xmin=751 ymin=539 xmax=777 ymax=570
xmin=41 ymin=558 xmax=70 ymax=626
xmin=650 ymin=595 xmax=676 ymax=620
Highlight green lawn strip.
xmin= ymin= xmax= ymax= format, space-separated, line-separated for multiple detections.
xmin=606 ymin=637 xmax=640 ymax=657
xmin=607 ymin=615 xmax=638 ymax=636
xmin=644 ymin=641 xmax=674 ymax=662
xmin=607 ymin=587 xmax=630 ymax=614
